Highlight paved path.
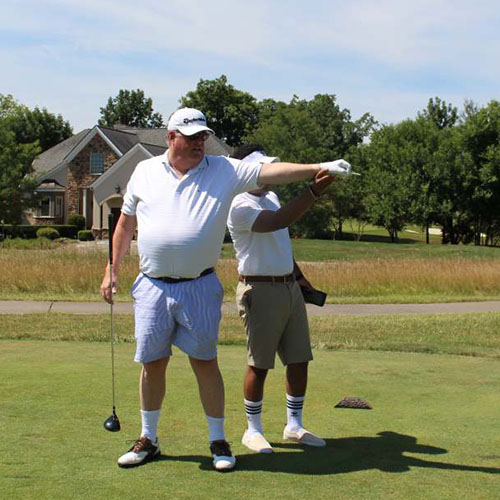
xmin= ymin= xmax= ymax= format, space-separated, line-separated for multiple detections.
xmin=2 ymin=300 xmax=500 ymax=316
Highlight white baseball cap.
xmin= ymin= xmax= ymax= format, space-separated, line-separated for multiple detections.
xmin=167 ymin=108 xmax=215 ymax=136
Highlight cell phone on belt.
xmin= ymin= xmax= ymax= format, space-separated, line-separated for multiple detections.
xmin=300 ymin=287 xmax=327 ymax=307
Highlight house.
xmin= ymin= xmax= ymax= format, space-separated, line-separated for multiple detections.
xmin=29 ymin=125 xmax=232 ymax=236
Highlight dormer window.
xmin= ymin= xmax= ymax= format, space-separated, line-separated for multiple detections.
xmin=90 ymin=152 xmax=104 ymax=174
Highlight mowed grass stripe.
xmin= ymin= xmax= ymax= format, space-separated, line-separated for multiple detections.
xmin=2 ymin=312 xmax=500 ymax=358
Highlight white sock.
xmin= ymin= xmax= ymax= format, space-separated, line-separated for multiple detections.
xmin=206 ymin=415 xmax=225 ymax=442
xmin=286 ymin=394 xmax=305 ymax=431
xmin=244 ymin=398 xmax=263 ymax=434
xmin=141 ymin=409 xmax=161 ymax=442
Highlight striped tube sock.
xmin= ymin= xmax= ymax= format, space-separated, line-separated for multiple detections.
xmin=286 ymin=394 xmax=305 ymax=432
xmin=244 ymin=398 xmax=263 ymax=434
xmin=141 ymin=409 xmax=161 ymax=442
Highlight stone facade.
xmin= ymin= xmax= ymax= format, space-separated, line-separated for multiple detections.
xmin=66 ymin=134 xmax=118 ymax=226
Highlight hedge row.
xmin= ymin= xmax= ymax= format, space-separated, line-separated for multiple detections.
xmin=0 ymin=225 xmax=79 ymax=239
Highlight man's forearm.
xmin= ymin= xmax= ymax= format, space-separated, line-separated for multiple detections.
xmin=258 ymin=162 xmax=320 ymax=185
xmin=252 ymin=187 xmax=317 ymax=232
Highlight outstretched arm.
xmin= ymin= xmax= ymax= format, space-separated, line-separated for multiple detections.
xmin=258 ymin=158 xmax=351 ymax=185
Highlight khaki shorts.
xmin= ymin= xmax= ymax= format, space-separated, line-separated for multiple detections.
xmin=236 ymin=280 xmax=312 ymax=369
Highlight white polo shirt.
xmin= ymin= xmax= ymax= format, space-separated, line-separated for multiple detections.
xmin=227 ymin=191 xmax=294 ymax=276
xmin=122 ymin=151 xmax=261 ymax=278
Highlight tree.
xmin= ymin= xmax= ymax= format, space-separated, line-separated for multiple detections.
xmin=10 ymin=106 xmax=73 ymax=152
xmin=0 ymin=94 xmax=71 ymax=224
xmin=179 ymin=75 xmax=259 ymax=146
xmin=459 ymin=100 xmax=500 ymax=244
xmin=0 ymin=126 xmax=40 ymax=225
xmin=246 ymin=94 xmax=374 ymax=238
xmin=419 ymin=97 xmax=458 ymax=130
xmin=99 ymin=89 xmax=164 ymax=128
xmin=362 ymin=121 xmax=420 ymax=241
xmin=0 ymin=94 xmax=73 ymax=152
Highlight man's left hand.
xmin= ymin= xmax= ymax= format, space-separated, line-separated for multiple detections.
xmin=311 ymin=169 xmax=335 ymax=196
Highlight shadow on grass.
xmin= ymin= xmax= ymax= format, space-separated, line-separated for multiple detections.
xmin=154 ymin=431 xmax=500 ymax=475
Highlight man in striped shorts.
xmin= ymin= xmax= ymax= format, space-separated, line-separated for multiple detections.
xmin=100 ymin=108 xmax=351 ymax=471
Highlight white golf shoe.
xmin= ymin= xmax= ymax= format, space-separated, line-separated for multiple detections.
xmin=117 ymin=436 xmax=161 ymax=467
xmin=283 ymin=427 xmax=326 ymax=447
xmin=242 ymin=430 xmax=273 ymax=453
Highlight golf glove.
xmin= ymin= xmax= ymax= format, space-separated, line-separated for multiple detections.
xmin=320 ymin=159 xmax=353 ymax=176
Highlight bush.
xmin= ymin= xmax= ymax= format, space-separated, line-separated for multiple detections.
xmin=36 ymin=227 xmax=60 ymax=240
xmin=68 ymin=214 xmax=86 ymax=230
xmin=1 ymin=225 xmax=79 ymax=239
xmin=78 ymin=230 xmax=94 ymax=241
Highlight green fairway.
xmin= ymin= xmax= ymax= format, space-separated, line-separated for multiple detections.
xmin=1 ymin=341 xmax=499 ymax=499
xmin=2 ymin=312 xmax=500 ymax=358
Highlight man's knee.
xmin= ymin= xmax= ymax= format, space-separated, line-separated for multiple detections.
xmin=142 ymin=357 xmax=169 ymax=378
xmin=248 ymin=365 xmax=269 ymax=380
xmin=189 ymin=356 xmax=221 ymax=374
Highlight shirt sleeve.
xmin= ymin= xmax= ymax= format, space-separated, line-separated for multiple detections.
xmin=228 ymin=197 xmax=263 ymax=234
xmin=121 ymin=165 xmax=139 ymax=216
xmin=230 ymin=159 xmax=262 ymax=195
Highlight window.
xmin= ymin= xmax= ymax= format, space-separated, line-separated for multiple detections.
xmin=39 ymin=196 xmax=51 ymax=216
xmin=55 ymin=196 xmax=63 ymax=217
xmin=90 ymin=153 xmax=104 ymax=174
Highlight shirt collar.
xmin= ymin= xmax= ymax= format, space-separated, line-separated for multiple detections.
xmin=163 ymin=149 xmax=208 ymax=176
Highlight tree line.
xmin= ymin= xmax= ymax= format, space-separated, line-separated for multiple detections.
xmin=1 ymin=77 xmax=499 ymax=246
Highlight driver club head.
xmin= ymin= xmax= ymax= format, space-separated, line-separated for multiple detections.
xmin=103 ymin=410 xmax=121 ymax=432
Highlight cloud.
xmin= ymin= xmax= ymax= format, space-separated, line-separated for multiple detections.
xmin=1 ymin=0 xmax=498 ymax=130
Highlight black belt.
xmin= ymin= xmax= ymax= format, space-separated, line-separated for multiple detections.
xmin=149 ymin=267 xmax=215 ymax=284
xmin=239 ymin=273 xmax=295 ymax=284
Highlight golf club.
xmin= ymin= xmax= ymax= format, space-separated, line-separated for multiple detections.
xmin=103 ymin=213 xmax=121 ymax=432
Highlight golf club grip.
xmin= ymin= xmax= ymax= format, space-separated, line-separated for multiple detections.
xmin=108 ymin=213 xmax=114 ymax=265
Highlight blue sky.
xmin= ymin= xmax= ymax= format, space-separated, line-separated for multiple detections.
xmin=1 ymin=0 xmax=499 ymax=131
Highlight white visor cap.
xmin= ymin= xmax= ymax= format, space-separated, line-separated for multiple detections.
xmin=167 ymin=108 xmax=215 ymax=136
xmin=242 ymin=150 xmax=280 ymax=164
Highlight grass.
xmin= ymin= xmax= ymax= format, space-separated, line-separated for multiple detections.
xmin=1 ymin=340 xmax=499 ymax=499
xmin=1 ymin=238 xmax=500 ymax=303
xmin=2 ymin=312 xmax=500 ymax=359
xmin=221 ymin=236 xmax=500 ymax=261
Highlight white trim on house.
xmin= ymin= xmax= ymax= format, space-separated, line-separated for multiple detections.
xmin=63 ymin=127 xmax=123 ymax=165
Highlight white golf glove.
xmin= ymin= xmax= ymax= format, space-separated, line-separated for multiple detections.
xmin=320 ymin=159 xmax=357 ymax=176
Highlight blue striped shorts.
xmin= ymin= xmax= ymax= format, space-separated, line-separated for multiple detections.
xmin=131 ymin=272 xmax=224 ymax=363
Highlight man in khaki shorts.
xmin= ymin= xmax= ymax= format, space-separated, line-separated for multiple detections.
xmin=227 ymin=144 xmax=336 ymax=453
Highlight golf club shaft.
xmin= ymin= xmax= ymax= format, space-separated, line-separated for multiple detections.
xmin=108 ymin=213 xmax=116 ymax=410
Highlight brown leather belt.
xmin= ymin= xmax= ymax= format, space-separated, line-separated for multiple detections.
xmin=238 ymin=273 xmax=295 ymax=284
xmin=149 ymin=267 xmax=214 ymax=284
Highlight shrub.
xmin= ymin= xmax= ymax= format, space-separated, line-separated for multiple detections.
xmin=78 ymin=230 xmax=94 ymax=241
xmin=36 ymin=227 xmax=60 ymax=240
xmin=68 ymin=214 xmax=86 ymax=230
xmin=1 ymin=225 xmax=79 ymax=239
